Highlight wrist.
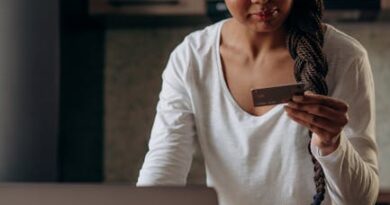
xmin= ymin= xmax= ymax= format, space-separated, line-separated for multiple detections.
xmin=313 ymin=133 xmax=341 ymax=156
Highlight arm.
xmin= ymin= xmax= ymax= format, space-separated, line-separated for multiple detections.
xmin=311 ymin=53 xmax=379 ymax=204
xmin=285 ymin=52 xmax=379 ymax=204
xmin=137 ymin=42 xmax=196 ymax=186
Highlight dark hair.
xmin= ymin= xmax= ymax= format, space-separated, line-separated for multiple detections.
xmin=285 ymin=0 xmax=328 ymax=204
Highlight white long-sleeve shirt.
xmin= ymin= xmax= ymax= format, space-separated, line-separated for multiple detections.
xmin=137 ymin=19 xmax=379 ymax=205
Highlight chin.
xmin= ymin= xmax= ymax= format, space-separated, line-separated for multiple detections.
xmin=248 ymin=20 xmax=284 ymax=33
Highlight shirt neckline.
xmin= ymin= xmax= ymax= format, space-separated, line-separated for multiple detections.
xmin=214 ymin=20 xmax=331 ymax=120
xmin=214 ymin=19 xmax=285 ymax=120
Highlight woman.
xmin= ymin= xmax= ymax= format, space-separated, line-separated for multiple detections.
xmin=137 ymin=0 xmax=379 ymax=204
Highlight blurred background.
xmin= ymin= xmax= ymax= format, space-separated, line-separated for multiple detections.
xmin=0 ymin=0 xmax=389 ymax=202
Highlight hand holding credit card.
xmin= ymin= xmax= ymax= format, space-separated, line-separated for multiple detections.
xmin=251 ymin=83 xmax=305 ymax=107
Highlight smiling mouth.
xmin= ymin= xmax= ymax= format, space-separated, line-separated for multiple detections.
xmin=250 ymin=8 xmax=279 ymax=20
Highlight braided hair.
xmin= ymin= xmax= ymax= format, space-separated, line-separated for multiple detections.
xmin=285 ymin=0 xmax=328 ymax=204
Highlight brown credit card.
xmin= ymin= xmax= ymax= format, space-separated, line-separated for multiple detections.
xmin=251 ymin=83 xmax=305 ymax=107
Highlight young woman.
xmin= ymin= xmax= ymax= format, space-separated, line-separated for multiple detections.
xmin=137 ymin=0 xmax=379 ymax=204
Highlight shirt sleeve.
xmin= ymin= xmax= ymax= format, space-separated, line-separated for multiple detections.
xmin=137 ymin=41 xmax=196 ymax=186
xmin=310 ymin=52 xmax=379 ymax=204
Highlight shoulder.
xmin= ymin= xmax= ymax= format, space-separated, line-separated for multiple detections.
xmin=171 ymin=20 xmax=225 ymax=58
xmin=323 ymin=24 xmax=373 ymax=96
xmin=166 ymin=20 xmax=225 ymax=77
xmin=323 ymin=24 xmax=368 ymax=62
xmin=163 ymin=20 xmax=225 ymax=82
xmin=323 ymin=24 xmax=370 ymax=76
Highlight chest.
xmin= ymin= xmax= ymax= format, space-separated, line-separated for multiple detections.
xmin=219 ymin=49 xmax=297 ymax=117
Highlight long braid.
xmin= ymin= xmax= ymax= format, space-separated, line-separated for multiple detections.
xmin=285 ymin=0 xmax=328 ymax=204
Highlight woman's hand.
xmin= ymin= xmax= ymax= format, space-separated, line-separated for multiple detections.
xmin=284 ymin=91 xmax=349 ymax=156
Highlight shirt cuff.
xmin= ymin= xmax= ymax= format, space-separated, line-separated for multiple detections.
xmin=310 ymin=131 xmax=347 ymax=163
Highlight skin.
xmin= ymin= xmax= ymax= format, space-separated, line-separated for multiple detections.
xmin=222 ymin=0 xmax=349 ymax=155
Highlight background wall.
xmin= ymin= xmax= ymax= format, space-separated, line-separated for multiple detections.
xmin=104 ymin=22 xmax=390 ymax=189
xmin=104 ymin=25 xmax=207 ymax=184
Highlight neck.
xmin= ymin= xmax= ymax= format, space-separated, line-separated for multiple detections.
xmin=230 ymin=19 xmax=288 ymax=59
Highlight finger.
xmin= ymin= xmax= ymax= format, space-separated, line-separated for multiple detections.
xmin=285 ymin=106 xmax=341 ymax=134
xmin=286 ymin=111 xmax=312 ymax=128
xmin=292 ymin=91 xmax=349 ymax=112
xmin=286 ymin=111 xmax=335 ymax=144
xmin=286 ymin=113 xmax=336 ymax=146
xmin=287 ymin=102 xmax=348 ymax=126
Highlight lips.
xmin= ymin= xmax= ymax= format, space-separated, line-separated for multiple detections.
xmin=250 ymin=7 xmax=279 ymax=20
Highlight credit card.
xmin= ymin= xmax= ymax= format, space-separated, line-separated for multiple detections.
xmin=251 ymin=83 xmax=305 ymax=107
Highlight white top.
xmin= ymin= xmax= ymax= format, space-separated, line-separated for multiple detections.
xmin=137 ymin=19 xmax=379 ymax=205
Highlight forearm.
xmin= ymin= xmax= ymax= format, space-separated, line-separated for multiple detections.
xmin=137 ymin=144 xmax=194 ymax=186
xmin=137 ymin=108 xmax=196 ymax=186
xmin=311 ymin=132 xmax=379 ymax=204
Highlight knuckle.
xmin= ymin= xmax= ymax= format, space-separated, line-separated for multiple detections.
xmin=341 ymin=101 xmax=349 ymax=112
xmin=343 ymin=115 xmax=349 ymax=125
xmin=345 ymin=113 xmax=350 ymax=121
xmin=320 ymin=98 xmax=328 ymax=105
xmin=334 ymin=128 xmax=342 ymax=135
xmin=315 ymin=106 xmax=323 ymax=114
xmin=312 ymin=115 xmax=320 ymax=123
xmin=290 ymin=109 xmax=298 ymax=115
xmin=294 ymin=109 xmax=303 ymax=116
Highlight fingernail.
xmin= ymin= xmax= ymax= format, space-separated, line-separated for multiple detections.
xmin=304 ymin=90 xmax=314 ymax=95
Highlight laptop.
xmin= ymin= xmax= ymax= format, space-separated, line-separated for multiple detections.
xmin=0 ymin=183 xmax=219 ymax=205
